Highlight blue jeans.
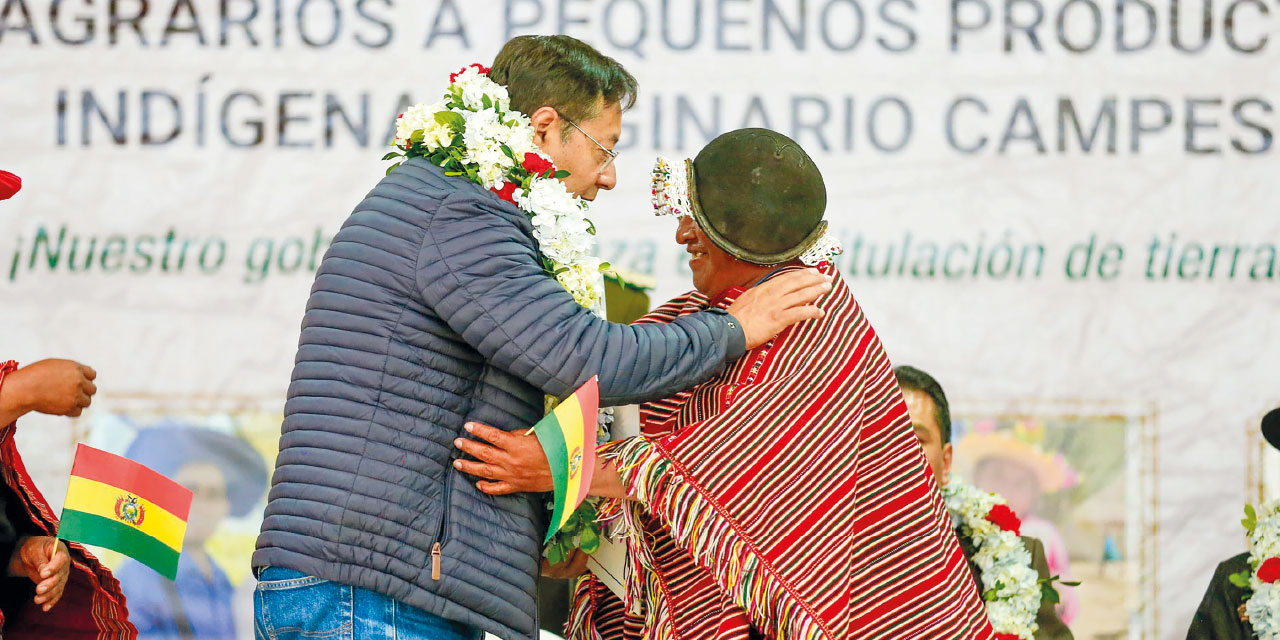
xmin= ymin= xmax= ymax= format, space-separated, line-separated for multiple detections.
xmin=254 ymin=567 xmax=483 ymax=640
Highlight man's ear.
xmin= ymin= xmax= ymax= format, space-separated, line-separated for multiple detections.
xmin=943 ymin=443 xmax=954 ymax=477
xmin=528 ymin=106 xmax=559 ymax=145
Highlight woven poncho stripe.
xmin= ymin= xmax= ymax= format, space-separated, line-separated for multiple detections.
xmin=569 ymin=267 xmax=993 ymax=640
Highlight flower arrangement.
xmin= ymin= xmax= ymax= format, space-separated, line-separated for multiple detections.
xmin=1230 ymin=501 xmax=1280 ymax=637
xmin=943 ymin=476 xmax=1045 ymax=640
xmin=386 ymin=63 xmax=607 ymax=309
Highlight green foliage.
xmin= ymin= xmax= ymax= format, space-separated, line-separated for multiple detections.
xmin=1038 ymin=574 xmax=1082 ymax=605
xmin=1229 ymin=569 xmax=1253 ymax=591
xmin=1244 ymin=504 xmax=1259 ymax=536
xmin=434 ymin=111 xmax=466 ymax=132
xmin=544 ymin=501 xmax=602 ymax=564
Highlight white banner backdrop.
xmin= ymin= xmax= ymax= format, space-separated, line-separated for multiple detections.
xmin=3 ymin=2 xmax=1279 ymax=637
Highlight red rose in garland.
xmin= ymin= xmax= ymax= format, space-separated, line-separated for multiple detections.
xmin=1259 ymin=557 xmax=1280 ymax=584
xmin=491 ymin=182 xmax=519 ymax=204
xmin=985 ymin=504 xmax=1022 ymax=535
xmin=521 ymin=152 xmax=555 ymax=178
xmin=450 ymin=63 xmax=490 ymax=83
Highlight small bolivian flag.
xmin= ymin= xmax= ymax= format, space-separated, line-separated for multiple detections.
xmin=59 ymin=444 xmax=194 ymax=580
xmin=533 ymin=376 xmax=599 ymax=543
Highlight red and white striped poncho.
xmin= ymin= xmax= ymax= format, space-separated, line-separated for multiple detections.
xmin=568 ymin=267 xmax=993 ymax=640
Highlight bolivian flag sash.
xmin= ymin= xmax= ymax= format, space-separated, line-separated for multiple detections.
xmin=59 ymin=444 xmax=194 ymax=580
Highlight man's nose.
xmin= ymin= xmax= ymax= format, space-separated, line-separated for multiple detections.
xmin=675 ymin=216 xmax=696 ymax=243
xmin=596 ymin=163 xmax=617 ymax=191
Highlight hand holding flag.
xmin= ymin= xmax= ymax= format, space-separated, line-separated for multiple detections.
xmin=453 ymin=377 xmax=599 ymax=542
xmin=528 ymin=377 xmax=598 ymax=542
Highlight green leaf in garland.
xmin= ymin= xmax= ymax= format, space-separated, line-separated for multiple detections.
xmin=586 ymin=220 xmax=596 ymax=235
xmin=410 ymin=130 xmax=425 ymax=145
xmin=1244 ymin=504 xmax=1259 ymax=535
xmin=553 ymin=170 xmax=570 ymax=179
xmin=445 ymin=171 xmax=463 ymax=177
xmin=500 ymin=144 xmax=516 ymax=161
xmin=482 ymin=94 xmax=492 ymax=110
xmin=381 ymin=151 xmax=400 ymax=161
xmin=385 ymin=162 xmax=401 ymax=176
xmin=434 ymin=111 xmax=466 ymax=132
xmin=1040 ymin=581 xmax=1061 ymax=604
xmin=1229 ymin=570 xmax=1253 ymax=589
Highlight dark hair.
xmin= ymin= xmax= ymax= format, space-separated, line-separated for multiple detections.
xmin=490 ymin=35 xmax=638 ymax=135
xmin=894 ymin=365 xmax=952 ymax=444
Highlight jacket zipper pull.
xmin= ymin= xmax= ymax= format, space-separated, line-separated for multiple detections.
xmin=431 ymin=542 xmax=442 ymax=581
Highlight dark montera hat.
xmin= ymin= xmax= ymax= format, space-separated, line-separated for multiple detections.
xmin=1263 ymin=408 xmax=1280 ymax=451
xmin=651 ymin=129 xmax=841 ymax=266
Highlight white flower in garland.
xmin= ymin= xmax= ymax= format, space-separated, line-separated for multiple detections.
xmin=395 ymin=101 xmax=452 ymax=151
xmin=1238 ymin=501 xmax=1280 ymax=638
xmin=385 ymin=63 xmax=607 ymax=311
xmin=943 ymin=476 xmax=1043 ymax=640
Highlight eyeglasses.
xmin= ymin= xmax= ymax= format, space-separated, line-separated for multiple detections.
xmin=558 ymin=112 xmax=619 ymax=172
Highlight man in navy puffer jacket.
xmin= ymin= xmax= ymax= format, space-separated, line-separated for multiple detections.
xmin=251 ymin=35 xmax=830 ymax=640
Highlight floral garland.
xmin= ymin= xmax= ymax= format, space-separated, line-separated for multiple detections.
xmin=943 ymin=476 xmax=1042 ymax=640
xmin=1231 ymin=501 xmax=1280 ymax=637
xmin=386 ymin=63 xmax=607 ymax=309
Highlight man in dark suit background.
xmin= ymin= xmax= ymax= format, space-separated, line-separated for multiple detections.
xmin=895 ymin=365 xmax=1074 ymax=640
xmin=1186 ymin=407 xmax=1280 ymax=640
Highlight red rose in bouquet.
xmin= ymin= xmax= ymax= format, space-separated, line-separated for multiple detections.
xmin=985 ymin=504 xmax=1022 ymax=536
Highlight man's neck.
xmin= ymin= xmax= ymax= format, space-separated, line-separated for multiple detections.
xmin=711 ymin=261 xmax=804 ymax=298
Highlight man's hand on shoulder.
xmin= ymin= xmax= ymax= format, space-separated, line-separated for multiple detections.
xmin=726 ymin=269 xmax=832 ymax=349
xmin=0 ymin=359 xmax=97 ymax=422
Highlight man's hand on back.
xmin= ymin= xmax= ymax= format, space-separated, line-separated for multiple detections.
xmin=453 ymin=422 xmax=554 ymax=495
xmin=726 ymin=269 xmax=832 ymax=349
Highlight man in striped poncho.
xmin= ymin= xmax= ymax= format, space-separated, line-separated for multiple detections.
xmin=457 ymin=129 xmax=993 ymax=639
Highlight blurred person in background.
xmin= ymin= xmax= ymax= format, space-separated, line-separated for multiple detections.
xmin=117 ymin=425 xmax=267 ymax=640
xmin=1186 ymin=408 xmax=1280 ymax=640
xmin=896 ymin=364 xmax=1073 ymax=640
